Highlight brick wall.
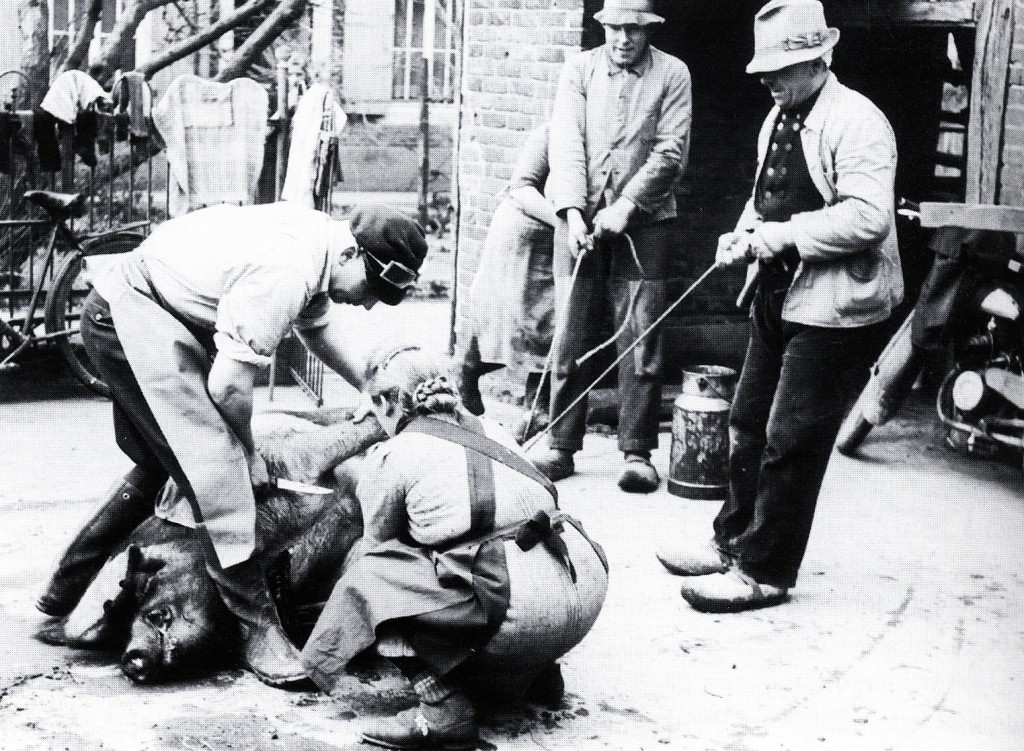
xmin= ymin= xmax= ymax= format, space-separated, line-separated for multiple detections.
xmin=1002 ymin=0 xmax=1024 ymax=206
xmin=453 ymin=0 xmax=586 ymax=338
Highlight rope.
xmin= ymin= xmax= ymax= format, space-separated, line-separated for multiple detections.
xmin=523 ymin=261 xmax=721 ymax=452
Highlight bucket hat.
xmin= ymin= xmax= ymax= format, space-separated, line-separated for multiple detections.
xmin=347 ymin=206 xmax=428 ymax=306
xmin=594 ymin=0 xmax=664 ymax=26
xmin=746 ymin=0 xmax=840 ymax=74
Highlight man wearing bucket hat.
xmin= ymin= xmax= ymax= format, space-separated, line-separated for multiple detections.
xmin=659 ymin=0 xmax=902 ymax=612
xmin=529 ymin=0 xmax=691 ymax=493
xmin=34 ymin=201 xmax=427 ymax=685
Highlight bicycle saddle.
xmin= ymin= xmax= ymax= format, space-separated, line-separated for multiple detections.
xmin=24 ymin=190 xmax=86 ymax=219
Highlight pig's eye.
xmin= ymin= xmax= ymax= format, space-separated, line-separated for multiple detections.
xmin=145 ymin=607 xmax=173 ymax=628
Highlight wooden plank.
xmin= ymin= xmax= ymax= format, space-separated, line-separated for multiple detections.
xmin=829 ymin=1 xmax=977 ymax=27
xmin=966 ymin=0 xmax=1015 ymax=203
xmin=919 ymin=201 xmax=1024 ymax=231
xmin=888 ymin=1 xmax=978 ymax=25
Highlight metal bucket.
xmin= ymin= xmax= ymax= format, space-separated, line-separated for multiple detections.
xmin=668 ymin=365 xmax=738 ymax=500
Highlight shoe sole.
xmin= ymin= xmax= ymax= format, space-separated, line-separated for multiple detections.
xmin=655 ymin=553 xmax=730 ymax=577
xmin=359 ymin=732 xmax=477 ymax=750
xmin=681 ymin=590 xmax=790 ymax=614
xmin=254 ymin=673 xmax=316 ymax=690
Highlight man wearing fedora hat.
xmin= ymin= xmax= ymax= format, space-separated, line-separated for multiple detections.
xmin=659 ymin=0 xmax=902 ymax=612
xmin=530 ymin=0 xmax=691 ymax=493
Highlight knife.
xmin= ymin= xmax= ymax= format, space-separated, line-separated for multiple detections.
xmin=269 ymin=476 xmax=334 ymax=495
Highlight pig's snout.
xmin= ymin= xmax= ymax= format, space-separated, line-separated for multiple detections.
xmin=121 ymin=649 xmax=159 ymax=683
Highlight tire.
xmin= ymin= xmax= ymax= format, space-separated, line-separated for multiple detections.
xmin=835 ymin=387 xmax=877 ymax=457
xmin=45 ymin=233 xmax=143 ymax=398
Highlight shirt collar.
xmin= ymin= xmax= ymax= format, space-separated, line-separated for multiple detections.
xmin=603 ymin=44 xmax=653 ymax=77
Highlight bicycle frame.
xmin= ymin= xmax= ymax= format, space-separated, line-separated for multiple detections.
xmin=0 ymin=215 xmax=145 ymax=370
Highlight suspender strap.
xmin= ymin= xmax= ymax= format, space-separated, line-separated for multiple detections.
xmin=406 ymin=416 xmax=558 ymax=504
xmin=458 ymin=413 xmax=495 ymax=537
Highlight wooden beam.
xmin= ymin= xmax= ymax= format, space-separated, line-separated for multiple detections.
xmin=919 ymin=201 xmax=1024 ymax=232
xmin=965 ymin=0 xmax=1015 ymax=204
xmin=829 ymin=1 xmax=977 ymax=28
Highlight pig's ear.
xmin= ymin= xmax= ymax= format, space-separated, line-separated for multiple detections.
xmin=64 ymin=547 xmax=138 ymax=648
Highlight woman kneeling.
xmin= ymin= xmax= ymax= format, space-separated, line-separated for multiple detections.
xmin=301 ymin=346 xmax=608 ymax=749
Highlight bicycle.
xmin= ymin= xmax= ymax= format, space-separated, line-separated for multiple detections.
xmin=0 ymin=190 xmax=146 ymax=397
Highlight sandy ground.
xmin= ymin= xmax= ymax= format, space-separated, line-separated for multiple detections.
xmin=2 ymin=300 xmax=1023 ymax=751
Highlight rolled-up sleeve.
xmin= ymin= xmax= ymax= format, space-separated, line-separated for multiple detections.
xmin=621 ymin=62 xmax=692 ymax=213
xmin=547 ymin=56 xmax=589 ymax=216
xmin=215 ymin=270 xmax=308 ymax=366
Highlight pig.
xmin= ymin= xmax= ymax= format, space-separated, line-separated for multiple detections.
xmin=62 ymin=407 xmax=387 ymax=685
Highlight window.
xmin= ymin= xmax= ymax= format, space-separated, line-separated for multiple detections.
xmin=50 ymin=0 xmax=122 ymax=48
xmin=392 ymin=0 xmax=458 ymax=102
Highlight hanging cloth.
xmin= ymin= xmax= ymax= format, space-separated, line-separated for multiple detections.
xmin=281 ymin=83 xmax=347 ymax=208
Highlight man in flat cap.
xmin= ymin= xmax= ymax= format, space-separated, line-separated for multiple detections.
xmin=530 ymin=0 xmax=691 ymax=493
xmin=34 ymin=201 xmax=427 ymax=685
xmin=660 ymin=0 xmax=902 ymax=612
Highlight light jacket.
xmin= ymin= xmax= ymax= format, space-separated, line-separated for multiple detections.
xmin=547 ymin=45 xmax=691 ymax=223
xmin=737 ymin=73 xmax=903 ymax=327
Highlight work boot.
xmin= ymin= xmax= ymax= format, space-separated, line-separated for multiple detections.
xmin=617 ymin=453 xmax=659 ymax=493
xmin=523 ymin=661 xmax=565 ymax=708
xmin=526 ymin=445 xmax=575 ymax=482
xmin=361 ymin=692 xmax=479 ymax=750
xmin=656 ymin=537 xmax=731 ymax=577
xmin=205 ymin=552 xmax=308 ymax=688
xmin=680 ymin=570 xmax=789 ymax=614
xmin=36 ymin=467 xmax=163 ymax=620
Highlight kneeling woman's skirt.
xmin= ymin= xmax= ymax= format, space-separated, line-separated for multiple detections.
xmin=301 ymin=516 xmax=608 ymax=697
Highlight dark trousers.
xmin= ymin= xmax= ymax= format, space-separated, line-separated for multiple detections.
xmin=80 ymin=289 xmax=182 ymax=496
xmin=713 ymin=277 xmax=887 ymax=588
xmin=548 ymin=220 xmax=671 ymax=454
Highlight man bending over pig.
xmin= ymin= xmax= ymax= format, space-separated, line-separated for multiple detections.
xmin=34 ymin=201 xmax=428 ymax=687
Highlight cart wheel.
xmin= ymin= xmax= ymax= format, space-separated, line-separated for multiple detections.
xmin=45 ymin=233 xmax=141 ymax=398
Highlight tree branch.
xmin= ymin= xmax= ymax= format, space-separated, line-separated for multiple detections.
xmin=60 ymin=0 xmax=103 ymax=73
xmin=137 ymin=0 xmax=275 ymax=80
xmin=215 ymin=0 xmax=308 ymax=82
xmin=90 ymin=0 xmax=173 ymax=85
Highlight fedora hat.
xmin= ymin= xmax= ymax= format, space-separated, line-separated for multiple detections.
xmin=594 ymin=0 xmax=664 ymax=26
xmin=746 ymin=0 xmax=840 ymax=74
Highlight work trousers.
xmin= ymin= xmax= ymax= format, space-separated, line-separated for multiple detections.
xmin=80 ymin=289 xmax=188 ymax=502
xmin=713 ymin=274 xmax=888 ymax=588
xmin=548 ymin=220 xmax=672 ymax=454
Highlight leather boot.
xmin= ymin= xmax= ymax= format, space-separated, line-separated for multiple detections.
xmin=36 ymin=466 xmax=163 ymax=620
xmin=205 ymin=553 xmax=308 ymax=688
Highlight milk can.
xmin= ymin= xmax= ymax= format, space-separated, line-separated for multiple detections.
xmin=667 ymin=365 xmax=738 ymax=500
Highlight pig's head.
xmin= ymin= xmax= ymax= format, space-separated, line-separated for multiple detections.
xmin=117 ymin=540 xmax=237 ymax=684
xmin=65 ymin=539 xmax=237 ymax=684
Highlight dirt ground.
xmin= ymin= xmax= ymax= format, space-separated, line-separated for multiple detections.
xmin=2 ymin=300 xmax=1024 ymax=751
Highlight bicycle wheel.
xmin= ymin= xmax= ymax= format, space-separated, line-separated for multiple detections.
xmin=45 ymin=233 xmax=143 ymax=397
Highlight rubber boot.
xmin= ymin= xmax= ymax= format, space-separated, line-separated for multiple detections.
xmin=203 ymin=546 xmax=308 ymax=688
xmin=36 ymin=466 xmax=164 ymax=620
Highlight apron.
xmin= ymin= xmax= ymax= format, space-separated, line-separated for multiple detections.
xmin=301 ymin=414 xmax=589 ymax=692
xmin=95 ymin=256 xmax=257 ymax=568
xmin=463 ymin=199 xmax=556 ymax=371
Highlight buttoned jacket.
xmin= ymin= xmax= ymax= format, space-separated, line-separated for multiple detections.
xmin=737 ymin=73 xmax=903 ymax=327
xmin=547 ymin=45 xmax=691 ymax=223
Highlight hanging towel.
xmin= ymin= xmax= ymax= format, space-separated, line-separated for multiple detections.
xmin=113 ymin=71 xmax=153 ymax=140
xmin=281 ymin=83 xmax=347 ymax=208
xmin=153 ymin=75 xmax=269 ymax=217
xmin=40 ymin=70 xmax=109 ymax=124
